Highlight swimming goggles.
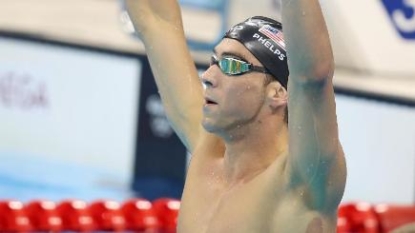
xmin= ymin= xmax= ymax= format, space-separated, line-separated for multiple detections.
xmin=210 ymin=55 xmax=270 ymax=76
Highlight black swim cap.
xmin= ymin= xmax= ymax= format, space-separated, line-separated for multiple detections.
xmin=224 ymin=16 xmax=289 ymax=88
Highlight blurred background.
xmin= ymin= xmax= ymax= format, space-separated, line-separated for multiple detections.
xmin=0 ymin=0 xmax=414 ymax=206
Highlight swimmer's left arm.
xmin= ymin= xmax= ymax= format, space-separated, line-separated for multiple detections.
xmin=281 ymin=0 xmax=346 ymax=212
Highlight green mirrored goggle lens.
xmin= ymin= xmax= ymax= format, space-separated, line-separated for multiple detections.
xmin=210 ymin=56 xmax=251 ymax=76
xmin=210 ymin=55 xmax=270 ymax=76
xmin=218 ymin=57 xmax=250 ymax=75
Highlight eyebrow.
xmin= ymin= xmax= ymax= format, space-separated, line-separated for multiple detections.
xmin=212 ymin=48 xmax=249 ymax=62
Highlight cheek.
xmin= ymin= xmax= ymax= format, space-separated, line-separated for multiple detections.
xmin=224 ymin=83 xmax=264 ymax=112
xmin=227 ymin=81 xmax=260 ymax=96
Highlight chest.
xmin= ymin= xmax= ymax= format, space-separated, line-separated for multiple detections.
xmin=178 ymin=171 xmax=286 ymax=233
xmin=179 ymin=190 xmax=324 ymax=233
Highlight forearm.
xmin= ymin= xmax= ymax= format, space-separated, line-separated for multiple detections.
xmin=281 ymin=0 xmax=334 ymax=81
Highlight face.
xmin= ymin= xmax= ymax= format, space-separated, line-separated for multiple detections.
xmin=201 ymin=38 xmax=269 ymax=134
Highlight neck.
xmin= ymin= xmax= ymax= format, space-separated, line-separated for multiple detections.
xmin=221 ymin=117 xmax=288 ymax=187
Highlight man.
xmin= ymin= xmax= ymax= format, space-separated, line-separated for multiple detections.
xmin=125 ymin=0 xmax=346 ymax=232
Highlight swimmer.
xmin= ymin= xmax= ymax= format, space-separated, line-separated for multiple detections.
xmin=125 ymin=0 xmax=346 ymax=232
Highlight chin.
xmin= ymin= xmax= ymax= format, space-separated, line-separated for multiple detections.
xmin=202 ymin=121 xmax=215 ymax=133
xmin=201 ymin=118 xmax=219 ymax=133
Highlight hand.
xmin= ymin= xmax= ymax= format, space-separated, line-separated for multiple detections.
xmin=124 ymin=0 xmax=182 ymax=37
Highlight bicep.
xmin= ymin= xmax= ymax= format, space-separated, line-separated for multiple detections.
xmin=288 ymin=78 xmax=339 ymax=159
xmin=144 ymin=32 xmax=222 ymax=154
xmin=126 ymin=0 xmax=210 ymax=152
xmin=139 ymin=25 xmax=206 ymax=153
xmin=286 ymin=77 xmax=345 ymax=208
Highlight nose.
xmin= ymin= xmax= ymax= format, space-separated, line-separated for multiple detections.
xmin=201 ymin=66 xmax=219 ymax=88
xmin=201 ymin=74 xmax=213 ymax=88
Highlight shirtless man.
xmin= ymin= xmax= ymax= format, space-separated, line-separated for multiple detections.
xmin=125 ymin=0 xmax=346 ymax=232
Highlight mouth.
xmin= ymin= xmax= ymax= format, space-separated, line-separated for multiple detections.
xmin=204 ymin=97 xmax=217 ymax=105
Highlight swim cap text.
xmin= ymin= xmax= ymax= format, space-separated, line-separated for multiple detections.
xmin=253 ymin=33 xmax=286 ymax=61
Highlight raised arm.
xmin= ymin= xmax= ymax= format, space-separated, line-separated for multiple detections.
xmin=125 ymin=0 xmax=204 ymax=152
xmin=281 ymin=0 xmax=346 ymax=211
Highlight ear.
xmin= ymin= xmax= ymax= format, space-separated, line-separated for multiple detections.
xmin=266 ymin=82 xmax=288 ymax=109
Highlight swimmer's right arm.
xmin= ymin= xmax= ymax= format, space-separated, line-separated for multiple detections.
xmin=125 ymin=0 xmax=205 ymax=152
